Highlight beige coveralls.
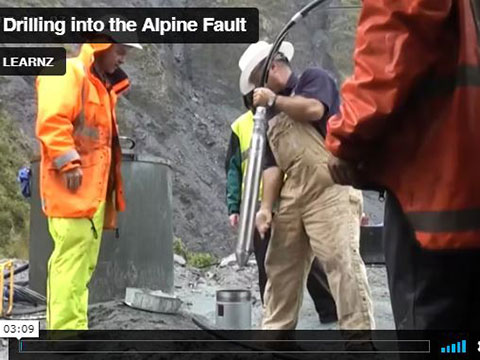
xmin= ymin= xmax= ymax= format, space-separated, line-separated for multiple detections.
xmin=262 ymin=113 xmax=375 ymax=330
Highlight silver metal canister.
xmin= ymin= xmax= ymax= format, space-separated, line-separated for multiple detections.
xmin=215 ymin=289 xmax=252 ymax=329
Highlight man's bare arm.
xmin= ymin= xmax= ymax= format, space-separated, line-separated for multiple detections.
xmin=253 ymin=88 xmax=325 ymax=123
xmin=275 ymin=95 xmax=325 ymax=123
xmin=256 ymin=166 xmax=283 ymax=237
xmin=260 ymin=166 xmax=284 ymax=212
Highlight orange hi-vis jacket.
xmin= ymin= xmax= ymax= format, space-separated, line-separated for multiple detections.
xmin=36 ymin=43 xmax=130 ymax=228
xmin=326 ymin=0 xmax=480 ymax=250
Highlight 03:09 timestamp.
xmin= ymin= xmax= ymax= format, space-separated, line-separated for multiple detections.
xmin=0 ymin=321 xmax=39 ymax=339
xmin=3 ymin=324 xmax=35 ymax=334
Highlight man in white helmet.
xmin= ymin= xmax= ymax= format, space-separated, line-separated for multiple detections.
xmin=226 ymin=61 xmax=338 ymax=324
xmin=239 ymin=40 xmax=374 ymax=330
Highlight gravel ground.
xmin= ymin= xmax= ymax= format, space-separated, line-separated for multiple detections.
xmin=173 ymin=259 xmax=394 ymax=330
xmin=0 ymin=259 xmax=394 ymax=359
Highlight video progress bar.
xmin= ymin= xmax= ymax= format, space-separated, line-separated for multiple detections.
xmin=19 ymin=339 xmax=431 ymax=354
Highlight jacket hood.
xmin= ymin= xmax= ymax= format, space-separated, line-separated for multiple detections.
xmin=78 ymin=43 xmax=130 ymax=95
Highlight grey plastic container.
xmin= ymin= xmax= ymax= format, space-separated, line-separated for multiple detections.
xmin=215 ymin=289 xmax=252 ymax=330
xmin=28 ymin=153 xmax=174 ymax=303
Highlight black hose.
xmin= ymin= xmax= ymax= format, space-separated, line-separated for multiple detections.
xmin=6 ymin=305 xmax=46 ymax=318
xmin=260 ymin=21 xmax=294 ymax=86
xmin=261 ymin=0 xmax=332 ymax=86
xmin=191 ymin=315 xmax=304 ymax=360
xmin=3 ymin=285 xmax=46 ymax=306
xmin=300 ymin=0 xmax=328 ymax=17
xmin=3 ymin=263 xmax=29 ymax=279
xmin=16 ymin=286 xmax=46 ymax=305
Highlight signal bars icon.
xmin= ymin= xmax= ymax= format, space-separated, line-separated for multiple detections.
xmin=441 ymin=340 xmax=467 ymax=354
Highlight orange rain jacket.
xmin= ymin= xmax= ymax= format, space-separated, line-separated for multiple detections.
xmin=36 ymin=43 xmax=129 ymax=228
xmin=326 ymin=0 xmax=480 ymax=250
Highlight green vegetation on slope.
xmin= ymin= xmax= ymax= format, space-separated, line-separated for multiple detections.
xmin=174 ymin=238 xmax=218 ymax=268
xmin=0 ymin=108 xmax=30 ymax=258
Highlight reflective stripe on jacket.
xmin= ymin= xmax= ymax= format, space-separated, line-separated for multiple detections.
xmin=326 ymin=0 xmax=480 ymax=249
xmin=36 ymin=43 xmax=128 ymax=228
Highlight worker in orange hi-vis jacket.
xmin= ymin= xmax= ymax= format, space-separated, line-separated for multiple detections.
xmin=36 ymin=38 xmax=142 ymax=330
xmin=326 ymin=0 xmax=480 ymax=330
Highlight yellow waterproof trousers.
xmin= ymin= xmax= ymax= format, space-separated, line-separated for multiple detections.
xmin=46 ymin=202 xmax=105 ymax=330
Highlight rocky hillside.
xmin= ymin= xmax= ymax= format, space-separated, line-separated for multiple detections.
xmin=0 ymin=0 xmax=378 ymax=257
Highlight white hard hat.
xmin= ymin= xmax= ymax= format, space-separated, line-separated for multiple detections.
xmin=96 ymin=15 xmax=143 ymax=50
xmin=238 ymin=40 xmax=294 ymax=95
xmin=123 ymin=43 xmax=143 ymax=50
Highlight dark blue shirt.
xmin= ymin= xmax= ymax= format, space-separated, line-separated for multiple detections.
xmin=264 ymin=67 xmax=340 ymax=169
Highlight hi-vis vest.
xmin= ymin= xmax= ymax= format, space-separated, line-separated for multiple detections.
xmin=231 ymin=111 xmax=263 ymax=198
xmin=327 ymin=0 xmax=480 ymax=250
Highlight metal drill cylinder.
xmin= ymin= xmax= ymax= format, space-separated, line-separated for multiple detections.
xmin=236 ymin=107 xmax=267 ymax=267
